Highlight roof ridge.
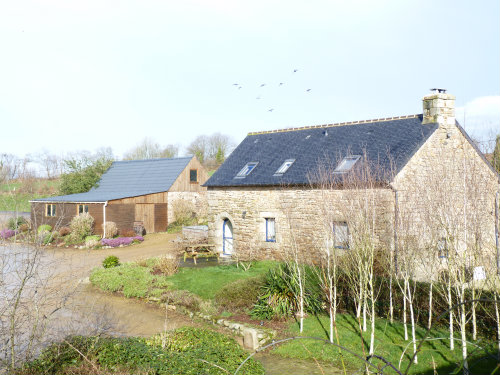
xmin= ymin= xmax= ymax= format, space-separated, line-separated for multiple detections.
xmin=248 ymin=114 xmax=422 ymax=135
xmin=114 ymin=156 xmax=192 ymax=164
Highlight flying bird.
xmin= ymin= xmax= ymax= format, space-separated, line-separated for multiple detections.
xmin=238 ymin=86 xmax=242 ymax=89
xmin=293 ymin=69 xmax=298 ymax=73
xmin=279 ymin=82 xmax=284 ymax=86
xmin=306 ymin=89 xmax=311 ymax=92
xmin=260 ymin=83 xmax=266 ymax=87
xmin=268 ymin=108 xmax=274 ymax=112
xmin=232 ymin=83 xmax=239 ymax=86
xmin=256 ymin=96 xmax=261 ymax=100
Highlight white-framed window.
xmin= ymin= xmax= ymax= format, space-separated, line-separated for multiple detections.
xmin=333 ymin=156 xmax=361 ymax=173
xmin=235 ymin=162 xmax=258 ymax=178
xmin=78 ymin=204 xmax=89 ymax=215
xmin=332 ymin=222 xmax=349 ymax=249
xmin=274 ymin=159 xmax=295 ymax=176
xmin=46 ymin=204 xmax=56 ymax=217
xmin=265 ymin=218 xmax=276 ymax=242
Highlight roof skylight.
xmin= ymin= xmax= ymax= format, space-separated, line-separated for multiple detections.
xmin=235 ymin=162 xmax=258 ymax=178
xmin=333 ymin=155 xmax=361 ymax=173
xmin=274 ymin=159 xmax=295 ymax=176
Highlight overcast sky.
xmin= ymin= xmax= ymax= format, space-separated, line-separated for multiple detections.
xmin=0 ymin=0 xmax=499 ymax=160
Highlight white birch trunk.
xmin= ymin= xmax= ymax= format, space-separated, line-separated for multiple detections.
xmin=471 ymin=286 xmax=477 ymax=341
xmin=428 ymin=281 xmax=433 ymax=330
xmin=363 ymin=290 xmax=367 ymax=332
xmin=389 ymin=274 xmax=394 ymax=323
xmin=460 ymin=292 xmax=469 ymax=374
xmin=448 ymin=283 xmax=454 ymax=350
xmin=369 ymin=278 xmax=375 ymax=355
xmin=403 ymin=279 xmax=408 ymax=341
xmin=407 ymin=281 xmax=417 ymax=364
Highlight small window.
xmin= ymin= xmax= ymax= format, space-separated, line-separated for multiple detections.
xmin=334 ymin=156 xmax=361 ymax=173
xmin=437 ymin=238 xmax=448 ymax=258
xmin=190 ymin=169 xmax=198 ymax=183
xmin=235 ymin=162 xmax=258 ymax=178
xmin=46 ymin=204 xmax=56 ymax=217
xmin=332 ymin=222 xmax=349 ymax=249
xmin=274 ymin=159 xmax=295 ymax=176
xmin=78 ymin=204 xmax=89 ymax=215
xmin=265 ymin=218 xmax=276 ymax=242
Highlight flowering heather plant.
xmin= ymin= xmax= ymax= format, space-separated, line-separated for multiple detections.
xmin=101 ymin=236 xmax=144 ymax=248
xmin=0 ymin=229 xmax=17 ymax=239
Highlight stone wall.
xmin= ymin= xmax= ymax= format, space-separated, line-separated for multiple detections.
xmin=167 ymin=191 xmax=207 ymax=224
xmin=393 ymin=122 xmax=500 ymax=279
xmin=207 ymin=186 xmax=395 ymax=263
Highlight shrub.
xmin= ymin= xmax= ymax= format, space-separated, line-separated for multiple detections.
xmin=215 ymin=275 xmax=265 ymax=312
xmin=23 ymin=330 xmax=264 ymax=375
xmin=120 ymin=228 xmax=136 ymax=237
xmin=101 ymin=236 xmax=144 ymax=248
xmin=172 ymin=199 xmax=196 ymax=226
xmin=7 ymin=216 xmax=27 ymax=230
xmin=42 ymin=232 xmax=55 ymax=245
xmin=251 ymin=263 xmax=323 ymax=320
xmin=162 ymin=290 xmax=203 ymax=311
xmin=59 ymin=226 xmax=71 ymax=236
xmin=102 ymin=221 xmax=118 ymax=238
xmin=103 ymin=255 xmax=120 ymax=268
xmin=37 ymin=224 xmax=52 ymax=234
xmin=0 ymin=228 xmax=17 ymax=240
xmin=152 ymin=256 xmax=178 ymax=276
xmin=69 ymin=213 xmax=94 ymax=242
xmin=18 ymin=223 xmax=29 ymax=232
xmin=85 ymin=235 xmax=101 ymax=248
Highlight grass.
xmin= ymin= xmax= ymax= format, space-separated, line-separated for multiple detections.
xmin=273 ymin=313 xmax=497 ymax=374
xmin=0 ymin=179 xmax=60 ymax=211
xmin=90 ymin=259 xmax=276 ymax=300
xmin=90 ymin=263 xmax=170 ymax=298
xmin=166 ymin=261 xmax=276 ymax=299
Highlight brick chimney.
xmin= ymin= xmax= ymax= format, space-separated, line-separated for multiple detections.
xmin=422 ymin=88 xmax=456 ymax=127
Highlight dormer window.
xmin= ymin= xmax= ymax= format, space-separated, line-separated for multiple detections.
xmin=334 ymin=155 xmax=361 ymax=173
xmin=274 ymin=159 xmax=295 ymax=176
xmin=235 ymin=162 xmax=258 ymax=178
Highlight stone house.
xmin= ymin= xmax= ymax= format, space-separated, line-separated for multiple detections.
xmin=31 ymin=156 xmax=208 ymax=235
xmin=204 ymin=90 xmax=500 ymax=277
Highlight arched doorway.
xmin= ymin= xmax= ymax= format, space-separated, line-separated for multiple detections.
xmin=222 ymin=218 xmax=233 ymax=255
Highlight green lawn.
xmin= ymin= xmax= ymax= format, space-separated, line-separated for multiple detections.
xmin=0 ymin=179 xmax=60 ymax=211
xmin=166 ymin=261 xmax=276 ymax=299
xmin=90 ymin=260 xmax=276 ymax=300
xmin=274 ymin=314 xmax=497 ymax=374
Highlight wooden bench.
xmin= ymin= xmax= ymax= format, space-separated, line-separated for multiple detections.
xmin=183 ymin=243 xmax=218 ymax=265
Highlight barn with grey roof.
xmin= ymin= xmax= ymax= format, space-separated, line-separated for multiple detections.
xmin=31 ymin=156 xmax=207 ymax=235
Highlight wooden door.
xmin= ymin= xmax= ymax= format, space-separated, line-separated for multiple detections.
xmin=135 ymin=204 xmax=155 ymax=234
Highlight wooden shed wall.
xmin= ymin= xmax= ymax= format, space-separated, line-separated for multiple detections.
xmin=169 ymin=157 xmax=208 ymax=192
xmin=105 ymin=204 xmax=135 ymax=235
xmin=109 ymin=192 xmax=167 ymax=205
xmin=30 ymin=202 xmax=104 ymax=234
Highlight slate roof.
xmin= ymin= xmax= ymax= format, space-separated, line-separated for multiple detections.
xmin=204 ymin=115 xmax=439 ymax=187
xmin=32 ymin=157 xmax=193 ymax=203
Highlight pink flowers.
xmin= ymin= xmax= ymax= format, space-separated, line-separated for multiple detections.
xmin=100 ymin=236 xmax=144 ymax=247
xmin=0 ymin=229 xmax=17 ymax=239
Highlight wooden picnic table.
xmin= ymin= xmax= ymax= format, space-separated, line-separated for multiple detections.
xmin=183 ymin=243 xmax=218 ymax=264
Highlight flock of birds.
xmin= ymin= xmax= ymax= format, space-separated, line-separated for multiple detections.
xmin=232 ymin=69 xmax=312 ymax=113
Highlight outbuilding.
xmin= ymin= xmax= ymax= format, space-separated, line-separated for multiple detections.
xmin=31 ymin=156 xmax=207 ymax=235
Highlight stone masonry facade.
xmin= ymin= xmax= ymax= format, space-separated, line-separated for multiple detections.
xmin=206 ymin=90 xmax=500 ymax=279
xmin=207 ymin=186 xmax=395 ymax=263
